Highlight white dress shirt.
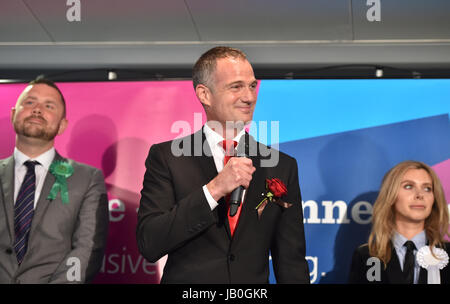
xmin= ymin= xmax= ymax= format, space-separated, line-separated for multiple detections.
xmin=202 ymin=123 xmax=246 ymax=211
xmin=14 ymin=147 xmax=55 ymax=209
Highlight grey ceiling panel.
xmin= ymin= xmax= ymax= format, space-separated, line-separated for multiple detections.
xmin=353 ymin=0 xmax=450 ymax=39
xmin=22 ymin=0 xmax=199 ymax=41
xmin=1 ymin=0 xmax=450 ymax=72
xmin=0 ymin=0 xmax=52 ymax=42
xmin=186 ymin=0 xmax=352 ymax=41
xmin=2 ymin=42 xmax=450 ymax=70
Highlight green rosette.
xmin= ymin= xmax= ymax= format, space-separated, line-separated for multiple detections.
xmin=47 ymin=160 xmax=74 ymax=204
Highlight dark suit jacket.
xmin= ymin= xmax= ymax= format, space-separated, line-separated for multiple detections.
xmin=0 ymin=152 xmax=109 ymax=283
xmin=137 ymin=129 xmax=310 ymax=283
xmin=348 ymin=242 xmax=450 ymax=284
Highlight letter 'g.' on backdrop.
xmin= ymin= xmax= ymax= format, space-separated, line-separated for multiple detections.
xmin=1 ymin=79 xmax=449 ymax=283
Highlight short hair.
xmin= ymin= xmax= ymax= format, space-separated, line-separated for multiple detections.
xmin=368 ymin=160 xmax=449 ymax=266
xmin=192 ymin=46 xmax=248 ymax=90
xmin=29 ymin=76 xmax=66 ymax=117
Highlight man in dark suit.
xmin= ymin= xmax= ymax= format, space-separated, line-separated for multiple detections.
xmin=0 ymin=77 xmax=109 ymax=283
xmin=137 ymin=46 xmax=310 ymax=283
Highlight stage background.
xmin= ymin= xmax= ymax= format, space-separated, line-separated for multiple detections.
xmin=0 ymin=79 xmax=449 ymax=283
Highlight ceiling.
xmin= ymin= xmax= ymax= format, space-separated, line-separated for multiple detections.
xmin=1 ymin=0 xmax=450 ymax=80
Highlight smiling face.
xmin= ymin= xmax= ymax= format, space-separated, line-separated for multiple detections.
xmin=11 ymin=83 xmax=67 ymax=142
xmin=196 ymin=57 xmax=258 ymax=133
xmin=394 ymin=168 xmax=435 ymax=226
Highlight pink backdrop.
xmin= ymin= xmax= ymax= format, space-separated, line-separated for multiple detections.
xmin=0 ymin=81 xmax=206 ymax=283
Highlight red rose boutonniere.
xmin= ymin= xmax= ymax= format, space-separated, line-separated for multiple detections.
xmin=255 ymin=178 xmax=292 ymax=219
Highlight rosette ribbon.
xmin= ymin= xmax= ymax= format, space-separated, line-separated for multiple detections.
xmin=416 ymin=245 xmax=449 ymax=284
xmin=47 ymin=161 xmax=74 ymax=204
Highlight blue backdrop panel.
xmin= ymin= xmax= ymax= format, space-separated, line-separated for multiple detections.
xmin=280 ymin=115 xmax=450 ymax=283
xmin=254 ymin=79 xmax=450 ymax=144
xmin=254 ymin=79 xmax=450 ymax=284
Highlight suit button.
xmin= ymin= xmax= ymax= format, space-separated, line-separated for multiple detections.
xmin=228 ymin=254 xmax=235 ymax=261
xmin=196 ymin=224 xmax=203 ymax=229
xmin=5 ymin=248 xmax=13 ymax=255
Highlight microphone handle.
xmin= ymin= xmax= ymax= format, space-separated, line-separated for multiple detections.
xmin=229 ymin=185 xmax=244 ymax=217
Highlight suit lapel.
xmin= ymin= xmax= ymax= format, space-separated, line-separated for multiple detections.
xmin=194 ymin=128 xmax=218 ymax=191
xmin=386 ymin=246 xmax=407 ymax=284
xmin=193 ymin=128 xmax=232 ymax=239
xmin=28 ymin=153 xmax=64 ymax=241
xmin=0 ymin=156 xmax=16 ymax=243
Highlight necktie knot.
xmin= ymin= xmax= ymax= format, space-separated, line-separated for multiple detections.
xmin=24 ymin=160 xmax=39 ymax=171
xmin=221 ymin=140 xmax=238 ymax=156
xmin=404 ymin=240 xmax=416 ymax=252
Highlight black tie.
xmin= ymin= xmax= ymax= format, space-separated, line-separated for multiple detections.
xmin=14 ymin=160 xmax=39 ymax=264
xmin=403 ymin=240 xmax=416 ymax=284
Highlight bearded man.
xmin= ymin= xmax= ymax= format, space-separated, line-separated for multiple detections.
xmin=0 ymin=77 xmax=109 ymax=283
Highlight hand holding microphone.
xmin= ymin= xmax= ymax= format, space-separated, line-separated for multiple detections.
xmin=227 ymin=138 xmax=250 ymax=216
xmin=206 ymin=137 xmax=255 ymax=216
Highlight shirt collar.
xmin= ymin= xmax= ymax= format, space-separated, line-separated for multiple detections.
xmin=392 ymin=230 xmax=427 ymax=250
xmin=14 ymin=147 xmax=56 ymax=170
xmin=203 ymin=122 xmax=246 ymax=151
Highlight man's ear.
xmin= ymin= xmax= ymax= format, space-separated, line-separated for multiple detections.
xmin=10 ymin=107 xmax=16 ymax=124
xmin=57 ymin=118 xmax=68 ymax=135
xmin=195 ymin=84 xmax=211 ymax=109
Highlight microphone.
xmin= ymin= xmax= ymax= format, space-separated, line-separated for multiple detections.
xmin=229 ymin=135 xmax=250 ymax=217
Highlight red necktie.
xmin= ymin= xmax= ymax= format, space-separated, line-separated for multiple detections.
xmin=221 ymin=140 xmax=242 ymax=237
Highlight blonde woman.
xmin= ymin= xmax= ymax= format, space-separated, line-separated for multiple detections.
xmin=348 ymin=160 xmax=449 ymax=284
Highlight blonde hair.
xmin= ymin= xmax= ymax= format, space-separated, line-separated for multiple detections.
xmin=368 ymin=160 xmax=449 ymax=265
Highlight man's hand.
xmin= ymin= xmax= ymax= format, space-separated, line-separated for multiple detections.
xmin=206 ymin=157 xmax=256 ymax=202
